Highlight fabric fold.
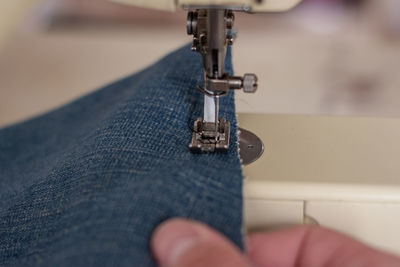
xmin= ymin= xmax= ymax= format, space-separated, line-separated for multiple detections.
xmin=0 ymin=44 xmax=243 ymax=266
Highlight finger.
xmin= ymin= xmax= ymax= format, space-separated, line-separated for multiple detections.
xmin=151 ymin=218 xmax=250 ymax=267
xmin=248 ymin=226 xmax=400 ymax=267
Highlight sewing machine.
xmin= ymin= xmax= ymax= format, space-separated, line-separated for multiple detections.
xmin=113 ymin=0 xmax=300 ymax=158
xmin=2 ymin=0 xmax=400 ymax=257
xmin=0 ymin=0 xmax=299 ymax=160
xmin=110 ymin=1 xmax=400 ymax=255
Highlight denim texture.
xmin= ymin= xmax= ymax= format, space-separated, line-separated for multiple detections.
xmin=0 ymin=44 xmax=243 ymax=266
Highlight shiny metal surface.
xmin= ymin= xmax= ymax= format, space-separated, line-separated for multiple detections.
xmin=242 ymin=73 xmax=258 ymax=93
xmin=187 ymin=8 xmax=258 ymax=152
xmin=189 ymin=118 xmax=230 ymax=153
xmin=239 ymin=127 xmax=264 ymax=165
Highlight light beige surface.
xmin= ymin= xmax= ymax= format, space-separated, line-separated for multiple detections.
xmin=113 ymin=0 xmax=301 ymax=12
xmin=241 ymin=114 xmax=400 ymax=186
xmin=111 ymin=0 xmax=176 ymax=11
xmin=2 ymin=10 xmax=400 ymax=127
xmin=0 ymin=0 xmax=41 ymax=49
xmin=241 ymin=113 xmax=400 ymax=255
xmin=307 ymin=201 xmax=400 ymax=256
xmin=2 ymin=1 xmax=400 ymax=127
xmin=0 ymin=27 xmax=186 ymax=128
xmin=245 ymin=199 xmax=303 ymax=230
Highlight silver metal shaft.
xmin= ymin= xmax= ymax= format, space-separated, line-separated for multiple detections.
xmin=205 ymin=9 xmax=226 ymax=138
xmin=188 ymin=9 xmax=257 ymax=153
xmin=214 ymin=96 xmax=219 ymax=140
xmin=204 ymin=9 xmax=226 ymax=79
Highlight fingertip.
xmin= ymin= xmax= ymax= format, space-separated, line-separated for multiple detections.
xmin=151 ymin=218 xmax=249 ymax=267
xmin=247 ymin=225 xmax=400 ymax=267
xmin=151 ymin=218 xmax=201 ymax=267
xmin=247 ymin=226 xmax=312 ymax=267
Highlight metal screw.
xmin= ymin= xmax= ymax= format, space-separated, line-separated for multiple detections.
xmin=191 ymin=37 xmax=199 ymax=51
xmin=199 ymin=34 xmax=207 ymax=45
xmin=242 ymin=74 xmax=258 ymax=93
xmin=227 ymin=35 xmax=234 ymax=45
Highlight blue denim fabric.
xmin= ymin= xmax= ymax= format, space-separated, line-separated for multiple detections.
xmin=0 ymin=44 xmax=243 ymax=266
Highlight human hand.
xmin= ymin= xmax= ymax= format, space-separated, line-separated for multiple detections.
xmin=151 ymin=218 xmax=400 ymax=267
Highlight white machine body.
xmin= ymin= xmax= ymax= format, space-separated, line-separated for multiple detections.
xmin=112 ymin=0 xmax=301 ymax=12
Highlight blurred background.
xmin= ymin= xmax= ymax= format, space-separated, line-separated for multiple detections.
xmin=0 ymin=0 xmax=400 ymax=127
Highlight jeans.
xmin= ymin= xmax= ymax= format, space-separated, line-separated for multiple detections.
xmin=0 ymin=44 xmax=243 ymax=266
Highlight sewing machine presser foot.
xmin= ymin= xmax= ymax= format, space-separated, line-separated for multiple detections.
xmin=189 ymin=118 xmax=230 ymax=153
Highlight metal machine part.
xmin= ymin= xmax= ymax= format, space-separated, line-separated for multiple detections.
xmin=189 ymin=118 xmax=230 ymax=153
xmin=238 ymin=128 xmax=264 ymax=165
xmin=110 ymin=0 xmax=302 ymax=156
xmin=187 ymin=8 xmax=258 ymax=153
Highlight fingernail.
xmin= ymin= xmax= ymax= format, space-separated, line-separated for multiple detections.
xmin=152 ymin=219 xmax=201 ymax=266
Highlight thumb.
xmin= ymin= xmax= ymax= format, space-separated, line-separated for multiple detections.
xmin=151 ymin=218 xmax=250 ymax=267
